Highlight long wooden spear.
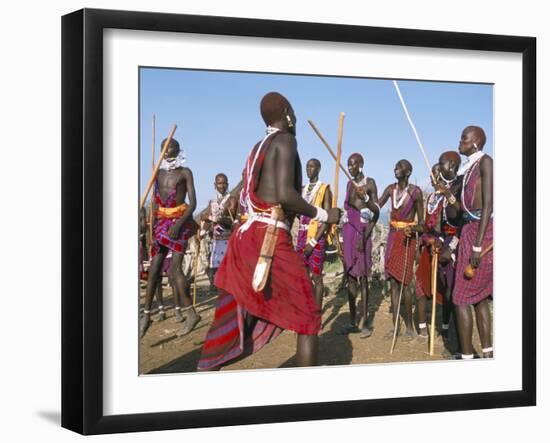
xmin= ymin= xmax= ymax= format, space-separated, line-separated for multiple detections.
xmin=192 ymin=230 xmax=201 ymax=306
xmin=429 ymin=249 xmax=439 ymax=355
xmin=392 ymin=80 xmax=437 ymax=184
xmin=332 ymin=113 xmax=345 ymax=207
xmin=140 ymin=124 xmax=177 ymax=209
xmin=308 ymin=120 xmax=354 ymax=183
xmin=331 ymin=114 xmax=345 ymax=260
xmin=149 ymin=114 xmax=156 ymax=247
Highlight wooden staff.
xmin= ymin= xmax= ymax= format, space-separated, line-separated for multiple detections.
xmin=390 ymin=236 xmax=411 ymax=354
xmin=192 ymin=230 xmax=202 ymax=306
xmin=333 ymin=113 xmax=345 ymax=207
xmin=331 ymin=114 xmax=345 ymax=258
xmin=308 ymin=120 xmax=355 ymax=184
xmin=464 ymin=243 xmax=493 ymax=279
xmin=149 ymin=114 xmax=156 ymax=248
xmin=429 ymin=249 xmax=439 ymax=356
xmin=140 ymin=124 xmax=177 ymax=209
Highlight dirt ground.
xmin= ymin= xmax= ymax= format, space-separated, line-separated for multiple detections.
xmin=139 ymin=270 xmax=485 ymax=374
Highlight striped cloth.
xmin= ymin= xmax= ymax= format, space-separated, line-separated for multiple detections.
xmin=385 ymin=231 xmax=416 ymax=285
xmin=415 ymin=234 xmax=456 ymax=303
xmin=452 ymin=156 xmax=493 ymax=306
xmin=452 ymin=220 xmax=493 ymax=306
xmin=151 ymin=183 xmax=195 ymax=257
xmin=295 ymin=218 xmax=326 ymax=276
xmin=384 ymin=184 xmax=419 ymax=285
xmin=342 ymin=181 xmax=373 ymax=278
xmin=197 ymin=290 xmax=282 ymax=371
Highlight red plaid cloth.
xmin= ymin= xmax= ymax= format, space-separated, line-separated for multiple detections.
xmin=452 ymin=220 xmax=493 ymax=306
xmin=415 ymin=245 xmax=444 ymax=303
xmin=295 ymin=221 xmax=326 ymax=276
xmin=385 ymin=230 xmax=416 ymax=285
xmin=215 ymin=221 xmax=321 ymax=334
xmin=151 ymin=183 xmax=196 ymax=257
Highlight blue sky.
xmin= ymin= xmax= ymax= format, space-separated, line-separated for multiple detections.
xmin=139 ymin=68 xmax=493 ymax=213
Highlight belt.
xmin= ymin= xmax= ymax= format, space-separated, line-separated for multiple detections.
xmin=462 ymin=209 xmax=482 ymax=222
xmin=443 ymin=223 xmax=458 ymax=236
xmin=156 ymin=204 xmax=187 ymax=219
xmin=390 ymin=220 xmax=415 ymax=230
xmin=238 ymin=212 xmax=290 ymax=236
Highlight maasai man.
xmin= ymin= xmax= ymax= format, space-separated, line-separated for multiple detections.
xmin=295 ymin=159 xmax=333 ymax=309
xmin=139 ymin=207 xmax=149 ymax=279
xmin=140 ymin=138 xmax=199 ymax=338
xmin=453 ymin=126 xmax=493 ymax=359
xmin=338 ymin=153 xmax=379 ymax=338
xmin=197 ymin=92 xmax=340 ymax=370
xmin=434 ymin=151 xmax=462 ymax=345
xmin=415 ymin=157 xmax=461 ymax=341
xmin=201 ymin=173 xmax=238 ymax=284
xmin=139 ymin=206 xmax=170 ymax=321
xmin=379 ymin=160 xmax=424 ymax=339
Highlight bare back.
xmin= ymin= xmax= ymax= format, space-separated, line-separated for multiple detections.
xmin=254 ymin=132 xmax=316 ymax=221
xmin=256 ymin=134 xmax=301 ymax=202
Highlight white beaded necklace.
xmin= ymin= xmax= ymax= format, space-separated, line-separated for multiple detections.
xmin=302 ymin=180 xmax=322 ymax=204
xmin=427 ymin=192 xmax=444 ymax=215
xmin=354 ymin=176 xmax=369 ymax=203
xmin=392 ymin=184 xmax=409 ymax=209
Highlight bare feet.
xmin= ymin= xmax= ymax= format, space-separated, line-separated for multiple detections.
xmin=384 ymin=328 xmax=396 ymax=340
xmin=402 ymin=327 xmax=417 ymax=341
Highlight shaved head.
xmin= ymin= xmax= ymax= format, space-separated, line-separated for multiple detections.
xmin=439 ymin=151 xmax=461 ymax=167
xmin=162 ymin=137 xmax=180 ymax=159
xmin=162 ymin=138 xmax=180 ymax=152
xmin=215 ymin=173 xmax=228 ymax=182
xmin=260 ymin=92 xmax=292 ymax=126
xmin=349 ymin=153 xmax=364 ymax=166
xmin=307 ymin=158 xmax=321 ymax=168
xmin=463 ymin=125 xmax=487 ymax=150
xmin=398 ymin=159 xmax=413 ymax=174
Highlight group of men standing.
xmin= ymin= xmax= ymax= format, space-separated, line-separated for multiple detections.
xmin=140 ymin=91 xmax=494 ymax=370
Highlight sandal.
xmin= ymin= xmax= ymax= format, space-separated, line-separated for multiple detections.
xmin=176 ymin=312 xmax=201 ymax=337
xmin=336 ymin=324 xmax=360 ymax=335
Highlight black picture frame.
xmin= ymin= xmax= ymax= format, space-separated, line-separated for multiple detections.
xmin=61 ymin=8 xmax=536 ymax=435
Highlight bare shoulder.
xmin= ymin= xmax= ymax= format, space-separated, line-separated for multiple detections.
xmin=177 ymin=166 xmax=194 ymax=181
xmin=411 ymin=184 xmax=423 ymax=199
xmin=178 ymin=166 xmax=193 ymax=176
xmin=272 ymin=132 xmax=297 ymax=152
xmin=382 ymin=183 xmax=393 ymax=195
xmin=367 ymin=177 xmax=377 ymax=188
xmin=481 ymin=154 xmax=493 ymax=167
